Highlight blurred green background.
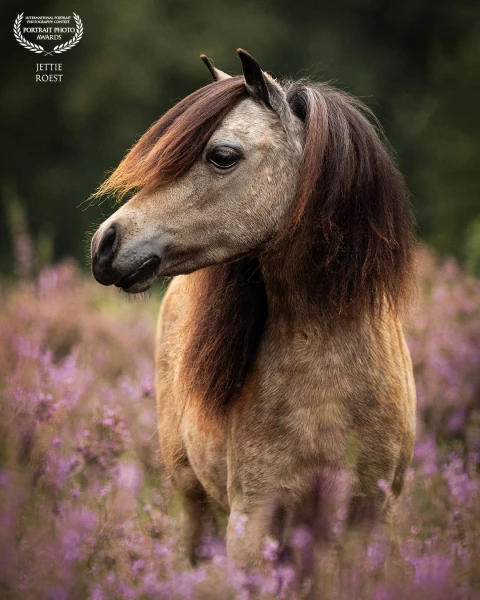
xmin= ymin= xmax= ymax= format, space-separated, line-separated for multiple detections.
xmin=1 ymin=0 xmax=479 ymax=274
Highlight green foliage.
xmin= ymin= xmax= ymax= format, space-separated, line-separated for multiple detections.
xmin=0 ymin=0 xmax=479 ymax=271
xmin=465 ymin=216 xmax=480 ymax=276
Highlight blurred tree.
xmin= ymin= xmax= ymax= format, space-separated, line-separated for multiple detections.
xmin=465 ymin=217 xmax=480 ymax=276
xmin=0 ymin=0 xmax=479 ymax=271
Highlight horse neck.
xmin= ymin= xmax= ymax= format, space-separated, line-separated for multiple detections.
xmin=259 ymin=229 xmax=369 ymax=337
xmin=260 ymin=232 xmax=324 ymax=331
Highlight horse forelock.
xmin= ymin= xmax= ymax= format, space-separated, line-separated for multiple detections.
xmin=92 ymin=76 xmax=247 ymax=201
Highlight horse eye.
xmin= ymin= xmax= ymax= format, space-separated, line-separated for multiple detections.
xmin=207 ymin=147 xmax=241 ymax=169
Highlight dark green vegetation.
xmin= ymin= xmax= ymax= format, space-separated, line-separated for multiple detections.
xmin=1 ymin=0 xmax=479 ymax=271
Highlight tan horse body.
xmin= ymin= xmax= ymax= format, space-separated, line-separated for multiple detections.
xmin=156 ymin=270 xmax=415 ymax=568
xmin=91 ymin=50 xmax=416 ymax=572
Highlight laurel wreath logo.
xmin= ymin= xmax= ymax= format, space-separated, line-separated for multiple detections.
xmin=13 ymin=13 xmax=83 ymax=56
xmin=53 ymin=14 xmax=83 ymax=54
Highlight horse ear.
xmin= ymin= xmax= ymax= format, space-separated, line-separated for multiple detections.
xmin=236 ymin=48 xmax=284 ymax=111
xmin=200 ymin=54 xmax=231 ymax=82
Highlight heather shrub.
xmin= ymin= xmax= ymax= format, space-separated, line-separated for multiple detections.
xmin=408 ymin=248 xmax=480 ymax=463
xmin=0 ymin=250 xmax=479 ymax=599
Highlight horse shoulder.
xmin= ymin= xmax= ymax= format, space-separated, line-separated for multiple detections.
xmin=155 ymin=275 xmax=190 ymax=473
xmin=155 ymin=276 xmax=229 ymax=506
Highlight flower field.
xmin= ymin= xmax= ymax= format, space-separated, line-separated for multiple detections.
xmin=0 ymin=249 xmax=479 ymax=599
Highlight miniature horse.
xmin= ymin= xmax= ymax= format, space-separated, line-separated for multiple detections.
xmin=91 ymin=49 xmax=416 ymax=577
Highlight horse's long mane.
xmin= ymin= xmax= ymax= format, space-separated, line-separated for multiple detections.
xmin=283 ymin=80 xmax=416 ymax=318
xmin=95 ymin=76 xmax=415 ymax=418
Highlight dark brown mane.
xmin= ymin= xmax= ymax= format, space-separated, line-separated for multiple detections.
xmin=94 ymin=76 xmax=415 ymax=418
xmin=283 ymin=81 xmax=416 ymax=318
xmin=180 ymin=260 xmax=267 ymax=420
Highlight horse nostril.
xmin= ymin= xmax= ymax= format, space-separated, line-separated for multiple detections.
xmin=92 ymin=223 xmax=122 ymax=286
xmin=98 ymin=225 xmax=118 ymax=261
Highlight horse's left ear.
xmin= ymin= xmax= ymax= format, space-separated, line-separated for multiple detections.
xmin=200 ymin=54 xmax=232 ymax=82
xmin=236 ymin=48 xmax=285 ymax=112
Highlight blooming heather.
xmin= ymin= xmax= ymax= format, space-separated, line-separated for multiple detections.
xmin=0 ymin=249 xmax=479 ymax=599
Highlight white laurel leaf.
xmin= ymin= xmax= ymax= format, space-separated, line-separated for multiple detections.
xmin=13 ymin=13 xmax=47 ymax=55
xmin=52 ymin=13 xmax=83 ymax=54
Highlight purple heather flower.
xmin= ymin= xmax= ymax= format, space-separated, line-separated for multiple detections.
xmin=368 ymin=541 xmax=388 ymax=570
xmin=90 ymin=585 xmax=104 ymax=600
xmin=46 ymin=587 xmax=68 ymax=600
xmin=414 ymin=437 xmax=439 ymax=476
xmin=262 ymin=537 xmax=280 ymax=561
xmin=115 ymin=463 xmax=143 ymax=494
xmin=377 ymin=479 xmax=389 ymax=492
xmin=410 ymin=554 xmax=452 ymax=588
xmin=290 ymin=527 xmax=312 ymax=549
xmin=230 ymin=510 xmax=249 ymax=537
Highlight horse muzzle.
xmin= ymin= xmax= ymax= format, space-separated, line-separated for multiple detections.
xmin=91 ymin=223 xmax=163 ymax=294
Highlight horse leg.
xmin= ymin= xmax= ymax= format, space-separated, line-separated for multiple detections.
xmin=173 ymin=465 xmax=211 ymax=565
xmin=226 ymin=494 xmax=305 ymax=599
xmin=226 ymin=499 xmax=272 ymax=571
xmin=334 ymin=490 xmax=400 ymax=596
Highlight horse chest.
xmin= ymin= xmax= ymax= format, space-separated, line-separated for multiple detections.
xmin=179 ymin=325 xmax=408 ymax=507
xmin=232 ymin=346 xmax=353 ymax=466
